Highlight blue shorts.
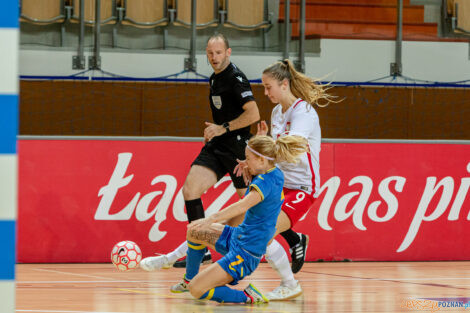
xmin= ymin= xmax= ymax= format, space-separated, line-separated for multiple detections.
xmin=215 ymin=225 xmax=261 ymax=285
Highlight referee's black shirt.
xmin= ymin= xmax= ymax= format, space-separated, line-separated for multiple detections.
xmin=209 ymin=63 xmax=256 ymax=143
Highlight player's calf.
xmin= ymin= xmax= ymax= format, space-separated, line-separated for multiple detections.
xmin=291 ymin=233 xmax=309 ymax=274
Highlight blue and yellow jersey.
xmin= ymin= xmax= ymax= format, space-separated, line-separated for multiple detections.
xmin=232 ymin=167 xmax=285 ymax=257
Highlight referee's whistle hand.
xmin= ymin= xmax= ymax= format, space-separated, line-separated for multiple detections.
xmin=204 ymin=122 xmax=225 ymax=141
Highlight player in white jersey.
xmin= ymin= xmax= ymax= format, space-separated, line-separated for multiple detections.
xmin=271 ymin=97 xmax=321 ymax=197
xmin=236 ymin=59 xmax=332 ymax=300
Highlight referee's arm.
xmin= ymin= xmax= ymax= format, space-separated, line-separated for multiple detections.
xmin=204 ymin=101 xmax=260 ymax=140
xmin=227 ymin=100 xmax=260 ymax=131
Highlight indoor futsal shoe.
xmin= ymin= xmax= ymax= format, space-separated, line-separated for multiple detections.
xmin=173 ymin=250 xmax=212 ymax=268
xmin=290 ymin=233 xmax=309 ymax=273
xmin=244 ymin=283 xmax=269 ymax=304
xmin=140 ymin=254 xmax=173 ymax=271
xmin=170 ymin=275 xmax=190 ymax=293
xmin=266 ymin=282 xmax=303 ymax=301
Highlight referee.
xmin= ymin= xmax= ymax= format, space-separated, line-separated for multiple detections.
xmin=186 ymin=33 xmax=259 ymax=221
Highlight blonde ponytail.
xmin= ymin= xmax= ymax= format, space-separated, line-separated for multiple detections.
xmin=263 ymin=59 xmax=336 ymax=107
xmin=247 ymin=135 xmax=308 ymax=165
xmin=274 ymin=135 xmax=308 ymax=164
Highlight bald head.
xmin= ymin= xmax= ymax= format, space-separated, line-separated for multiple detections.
xmin=206 ymin=34 xmax=232 ymax=74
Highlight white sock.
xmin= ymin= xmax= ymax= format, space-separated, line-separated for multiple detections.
xmin=265 ymin=239 xmax=297 ymax=288
xmin=166 ymin=241 xmax=188 ymax=264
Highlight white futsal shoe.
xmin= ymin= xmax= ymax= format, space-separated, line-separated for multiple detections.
xmin=140 ymin=255 xmax=173 ymax=271
xmin=266 ymin=282 xmax=303 ymax=301
xmin=244 ymin=283 xmax=269 ymax=304
xmin=170 ymin=275 xmax=190 ymax=293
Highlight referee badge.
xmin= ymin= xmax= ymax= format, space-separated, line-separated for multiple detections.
xmin=212 ymin=95 xmax=222 ymax=109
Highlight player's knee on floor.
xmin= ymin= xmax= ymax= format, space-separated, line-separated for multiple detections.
xmin=188 ymin=281 xmax=206 ymax=299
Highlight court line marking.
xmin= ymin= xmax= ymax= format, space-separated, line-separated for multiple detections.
xmin=304 ymin=271 xmax=470 ymax=291
xmin=17 ymin=280 xmax=181 ymax=284
xmin=17 ymin=276 xmax=470 ymax=284
xmin=33 ymin=268 xmax=118 ymax=281
xmin=117 ymin=288 xmax=185 ymax=299
xmin=15 ymin=310 xmax=131 ymax=313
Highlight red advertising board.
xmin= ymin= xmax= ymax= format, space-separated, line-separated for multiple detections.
xmin=17 ymin=139 xmax=470 ymax=262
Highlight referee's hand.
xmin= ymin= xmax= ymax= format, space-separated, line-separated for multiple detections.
xmin=204 ymin=122 xmax=225 ymax=141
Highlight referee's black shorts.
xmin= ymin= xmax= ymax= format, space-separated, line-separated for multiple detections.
xmin=192 ymin=133 xmax=252 ymax=189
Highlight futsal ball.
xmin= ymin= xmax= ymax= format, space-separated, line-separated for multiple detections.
xmin=111 ymin=240 xmax=142 ymax=271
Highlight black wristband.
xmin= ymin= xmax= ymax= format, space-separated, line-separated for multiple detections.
xmin=222 ymin=122 xmax=230 ymax=133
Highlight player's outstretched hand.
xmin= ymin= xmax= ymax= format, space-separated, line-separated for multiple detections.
xmin=234 ymin=159 xmax=252 ymax=185
xmin=257 ymin=120 xmax=269 ymax=136
xmin=204 ymin=122 xmax=225 ymax=142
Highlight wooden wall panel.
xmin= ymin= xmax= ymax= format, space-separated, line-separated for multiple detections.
xmin=409 ymin=87 xmax=470 ymax=139
xmin=20 ymin=81 xmax=142 ymax=136
xmin=141 ymin=82 xmax=212 ymax=136
xmin=19 ymin=80 xmax=470 ymax=139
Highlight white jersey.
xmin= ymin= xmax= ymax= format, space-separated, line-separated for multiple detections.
xmin=271 ymin=98 xmax=321 ymax=197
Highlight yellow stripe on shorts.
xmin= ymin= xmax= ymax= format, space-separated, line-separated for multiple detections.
xmin=228 ymin=255 xmax=244 ymax=271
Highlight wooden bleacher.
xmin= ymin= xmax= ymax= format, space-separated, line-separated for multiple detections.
xmin=279 ymin=0 xmax=442 ymax=41
xmin=120 ymin=0 xmax=168 ymax=28
xmin=173 ymin=0 xmax=218 ymax=28
xmin=71 ymin=0 xmax=116 ymax=25
xmin=19 ymin=0 xmax=274 ymax=34
xmin=20 ymin=0 xmax=67 ymax=24
xmin=448 ymin=0 xmax=470 ymax=34
xmin=224 ymin=0 xmax=271 ymax=30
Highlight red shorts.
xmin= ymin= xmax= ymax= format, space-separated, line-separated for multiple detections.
xmin=281 ymin=188 xmax=316 ymax=227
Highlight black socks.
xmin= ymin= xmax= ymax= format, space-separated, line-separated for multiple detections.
xmin=185 ymin=198 xmax=205 ymax=222
xmin=280 ymin=229 xmax=301 ymax=248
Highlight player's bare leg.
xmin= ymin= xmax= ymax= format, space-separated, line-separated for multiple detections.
xmin=265 ymin=211 xmax=303 ymax=300
xmin=182 ymin=165 xmax=218 ymax=201
xmin=188 ymin=263 xmax=234 ymax=299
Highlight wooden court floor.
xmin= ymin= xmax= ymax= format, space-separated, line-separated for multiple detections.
xmin=16 ymin=262 xmax=470 ymax=313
